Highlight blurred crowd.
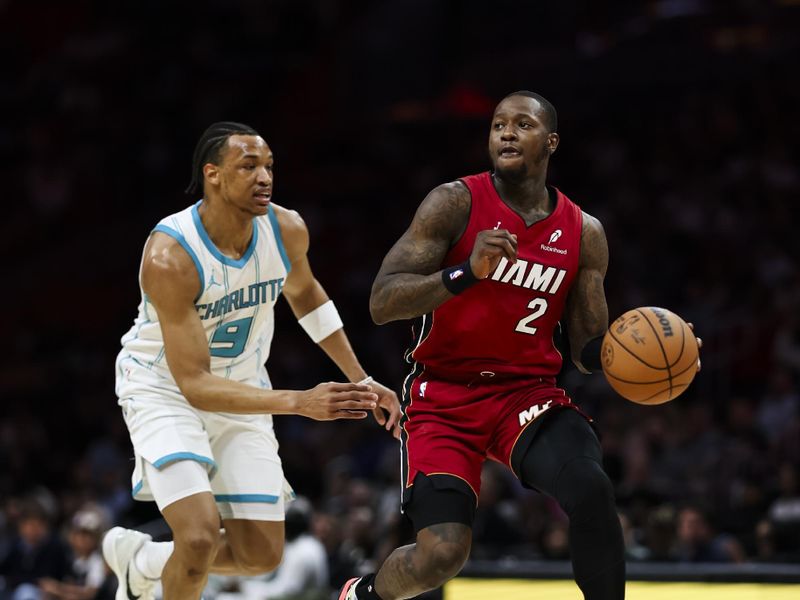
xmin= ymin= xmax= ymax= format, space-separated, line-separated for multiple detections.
xmin=2 ymin=0 xmax=800 ymax=598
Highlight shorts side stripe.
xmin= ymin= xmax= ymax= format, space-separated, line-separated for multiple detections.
xmin=214 ymin=494 xmax=279 ymax=504
xmin=399 ymin=313 xmax=433 ymax=511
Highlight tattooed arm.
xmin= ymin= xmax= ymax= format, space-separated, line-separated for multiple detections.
xmin=369 ymin=182 xmax=471 ymax=324
xmin=371 ymin=181 xmax=519 ymax=323
xmin=565 ymin=212 xmax=610 ymax=374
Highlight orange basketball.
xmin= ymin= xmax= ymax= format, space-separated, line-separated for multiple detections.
xmin=601 ymin=307 xmax=699 ymax=405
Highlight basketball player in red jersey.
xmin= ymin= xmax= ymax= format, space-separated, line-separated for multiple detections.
xmin=340 ymin=91 xmax=630 ymax=600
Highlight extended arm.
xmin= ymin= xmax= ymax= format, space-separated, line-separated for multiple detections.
xmin=275 ymin=205 xmax=401 ymax=437
xmin=143 ymin=232 xmax=377 ymax=419
xmin=565 ymin=212 xmax=610 ymax=374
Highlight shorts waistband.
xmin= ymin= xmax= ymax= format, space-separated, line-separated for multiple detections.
xmin=421 ymin=368 xmax=557 ymax=386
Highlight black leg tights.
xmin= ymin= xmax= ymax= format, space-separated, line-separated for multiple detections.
xmin=518 ymin=409 xmax=625 ymax=600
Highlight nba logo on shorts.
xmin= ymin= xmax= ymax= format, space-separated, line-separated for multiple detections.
xmin=419 ymin=381 xmax=428 ymax=397
xmin=548 ymin=229 xmax=562 ymax=244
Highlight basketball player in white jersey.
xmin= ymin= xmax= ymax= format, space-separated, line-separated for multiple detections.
xmin=103 ymin=122 xmax=401 ymax=600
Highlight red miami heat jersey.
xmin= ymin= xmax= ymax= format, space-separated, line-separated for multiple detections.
xmin=411 ymin=171 xmax=583 ymax=378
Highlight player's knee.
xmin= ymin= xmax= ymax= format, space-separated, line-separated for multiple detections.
xmin=234 ymin=537 xmax=284 ymax=575
xmin=174 ymin=524 xmax=221 ymax=570
xmin=419 ymin=539 xmax=470 ymax=587
xmin=556 ymin=458 xmax=615 ymax=521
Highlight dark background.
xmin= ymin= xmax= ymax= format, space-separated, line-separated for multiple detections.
xmin=2 ymin=0 xmax=799 ymax=590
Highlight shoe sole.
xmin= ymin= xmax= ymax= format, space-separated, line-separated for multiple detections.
xmin=338 ymin=577 xmax=360 ymax=600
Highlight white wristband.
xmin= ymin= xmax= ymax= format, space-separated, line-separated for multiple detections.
xmin=358 ymin=376 xmax=373 ymax=386
xmin=298 ymin=300 xmax=344 ymax=343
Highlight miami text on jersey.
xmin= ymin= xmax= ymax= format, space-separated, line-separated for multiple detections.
xmin=490 ymin=257 xmax=567 ymax=294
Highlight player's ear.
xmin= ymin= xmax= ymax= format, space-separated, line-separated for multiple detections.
xmin=547 ymin=133 xmax=560 ymax=154
xmin=203 ymin=162 xmax=221 ymax=186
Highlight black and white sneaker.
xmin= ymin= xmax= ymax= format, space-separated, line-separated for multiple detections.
xmin=102 ymin=526 xmax=156 ymax=600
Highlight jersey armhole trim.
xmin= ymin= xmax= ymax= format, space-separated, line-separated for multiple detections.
xmin=267 ymin=204 xmax=292 ymax=273
xmin=152 ymin=225 xmax=205 ymax=302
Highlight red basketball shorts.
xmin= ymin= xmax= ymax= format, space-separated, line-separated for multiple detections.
xmin=399 ymin=370 xmax=589 ymax=507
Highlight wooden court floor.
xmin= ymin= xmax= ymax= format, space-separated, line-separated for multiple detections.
xmin=446 ymin=579 xmax=800 ymax=600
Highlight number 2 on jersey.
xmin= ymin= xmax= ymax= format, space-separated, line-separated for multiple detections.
xmin=515 ymin=298 xmax=548 ymax=335
xmin=210 ymin=317 xmax=254 ymax=357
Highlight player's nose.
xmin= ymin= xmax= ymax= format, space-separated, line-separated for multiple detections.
xmin=257 ymin=166 xmax=272 ymax=184
xmin=500 ymin=125 xmax=517 ymax=140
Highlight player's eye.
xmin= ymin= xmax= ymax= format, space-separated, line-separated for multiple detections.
xmin=493 ymin=122 xmax=504 ymax=129
xmin=520 ymin=122 xmax=530 ymax=128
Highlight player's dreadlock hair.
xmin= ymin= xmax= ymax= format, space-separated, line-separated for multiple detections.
xmin=503 ymin=91 xmax=558 ymax=133
xmin=185 ymin=121 xmax=259 ymax=195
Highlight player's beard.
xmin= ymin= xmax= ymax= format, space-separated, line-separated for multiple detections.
xmin=495 ymin=144 xmax=550 ymax=183
xmin=494 ymin=161 xmax=528 ymax=184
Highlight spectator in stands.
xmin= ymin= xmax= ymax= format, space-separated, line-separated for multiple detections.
xmin=642 ymin=505 xmax=677 ymax=561
xmin=767 ymin=462 xmax=800 ymax=561
xmin=0 ymin=498 xmax=70 ymax=600
xmin=753 ymin=519 xmax=778 ymax=562
xmin=37 ymin=505 xmax=111 ymax=600
xmin=618 ymin=512 xmax=649 ymax=561
xmin=308 ymin=511 xmax=352 ymax=592
xmin=757 ymin=368 xmax=799 ymax=445
xmin=674 ymin=505 xmax=744 ymax=563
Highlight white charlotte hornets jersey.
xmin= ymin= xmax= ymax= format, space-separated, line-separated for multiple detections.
xmin=116 ymin=201 xmax=290 ymax=399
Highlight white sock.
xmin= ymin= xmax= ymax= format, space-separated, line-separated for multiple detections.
xmin=133 ymin=540 xmax=175 ymax=580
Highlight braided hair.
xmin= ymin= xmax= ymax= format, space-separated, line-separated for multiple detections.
xmin=185 ymin=121 xmax=259 ymax=195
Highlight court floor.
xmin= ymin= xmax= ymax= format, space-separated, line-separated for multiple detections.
xmin=445 ymin=579 xmax=800 ymax=599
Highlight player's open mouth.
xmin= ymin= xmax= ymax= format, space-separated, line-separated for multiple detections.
xmin=254 ymin=192 xmax=271 ymax=204
xmin=499 ymin=146 xmax=521 ymax=157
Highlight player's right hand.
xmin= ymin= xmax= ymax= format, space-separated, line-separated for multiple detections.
xmin=297 ymin=382 xmax=378 ymax=421
xmin=469 ymin=229 xmax=518 ymax=279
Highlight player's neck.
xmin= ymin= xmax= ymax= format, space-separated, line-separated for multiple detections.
xmin=197 ymin=198 xmax=254 ymax=259
xmin=492 ymin=171 xmax=550 ymax=213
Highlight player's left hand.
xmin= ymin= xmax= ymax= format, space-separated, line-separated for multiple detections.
xmin=687 ymin=323 xmax=702 ymax=372
xmin=368 ymin=380 xmax=402 ymax=440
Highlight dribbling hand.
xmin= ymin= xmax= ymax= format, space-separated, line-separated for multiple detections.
xmin=469 ymin=229 xmax=518 ymax=279
xmin=297 ymin=382 xmax=378 ymax=421
xmin=687 ymin=322 xmax=703 ymax=372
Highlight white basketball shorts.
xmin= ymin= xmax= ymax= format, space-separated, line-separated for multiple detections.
xmin=119 ymin=392 xmax=293 ymax=521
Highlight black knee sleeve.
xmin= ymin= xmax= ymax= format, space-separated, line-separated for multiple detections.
xmin=554 ymin=457 xmax=617 ymax=523
xmin=405 ymin=473 xmax=476 ymax=532
xmin=556 ymin=458 xmax=625 ymax=600
xmin=518 ymin=411 xmax=625 ymax=600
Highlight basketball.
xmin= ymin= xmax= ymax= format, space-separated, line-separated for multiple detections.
xmin=601 ymin=307 xmax=699 ymax=405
